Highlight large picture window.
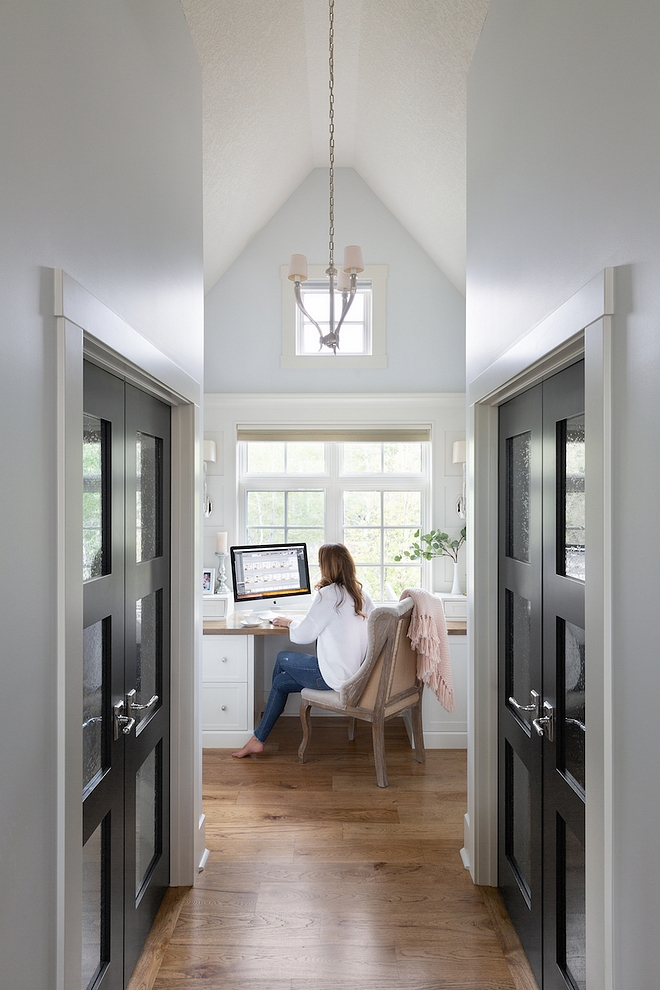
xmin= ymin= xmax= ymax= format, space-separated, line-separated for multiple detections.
xmin=239 ymin=439 xmax=429 ymax=600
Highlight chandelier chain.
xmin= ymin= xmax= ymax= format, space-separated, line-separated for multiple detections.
xmin=328 ymin=0 xmax=335 ymax=273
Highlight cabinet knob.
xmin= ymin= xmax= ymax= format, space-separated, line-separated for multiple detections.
xmin=221 ymin=705 xmax=227 ymax=711
xmin=221 ymin=657 xmax=228 ymax=663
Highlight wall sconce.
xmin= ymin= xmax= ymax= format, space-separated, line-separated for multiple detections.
xmin=203 ymin=440 xmax=217 ymax=518
xmin=453 ymin=440 xmax=466 ymax=519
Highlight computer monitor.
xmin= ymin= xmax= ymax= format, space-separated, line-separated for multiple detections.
xmin=230 ymin=543 xmax=312 ymax=611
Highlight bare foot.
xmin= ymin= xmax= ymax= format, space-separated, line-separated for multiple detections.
xmin=232 ymin=736 xmax=265 ymax=758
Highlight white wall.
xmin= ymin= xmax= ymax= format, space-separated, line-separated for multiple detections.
xmin=0 ymin=2 xmax=202 ymax=986
xmin=204 ymin=167 xmax=465 ymax=394
xmin=468 ymin=2 xmax=660 ymax=984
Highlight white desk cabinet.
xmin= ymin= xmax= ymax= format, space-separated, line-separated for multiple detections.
xmin=202 ymin=618 xmax=466 ymax=750
xmin=202 ymin=633 xmax=255 ymax=747
xmin=421 ymin=635 xmax=467 ymax=748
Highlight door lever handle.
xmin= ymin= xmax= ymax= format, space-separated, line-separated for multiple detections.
xmin=113 ymin=701 xmax=136 ymax=740
xmin=127 ymin=689 xmax=159 ymax=713
xmin=532 ymin=701 xmax=554 ymax=742
xmin=508 ymin=689 xmax=540 ymax=717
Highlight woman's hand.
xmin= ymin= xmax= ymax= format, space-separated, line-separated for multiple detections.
xmin=271 ymin=616 xmax=292 ymax=627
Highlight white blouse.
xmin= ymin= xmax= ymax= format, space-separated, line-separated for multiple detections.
xmin=287 ymin=584 xmax=375 ymax=690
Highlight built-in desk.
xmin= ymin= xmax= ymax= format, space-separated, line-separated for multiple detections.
xmin=202 ymin=615 xmax=467 ymax=749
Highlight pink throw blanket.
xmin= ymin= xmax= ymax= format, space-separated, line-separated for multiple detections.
xmin=400 ymin=588 xmax=455 ymax=712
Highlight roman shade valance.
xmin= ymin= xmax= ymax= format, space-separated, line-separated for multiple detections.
xmin=236 ymin=427 xmax=431 ymax=442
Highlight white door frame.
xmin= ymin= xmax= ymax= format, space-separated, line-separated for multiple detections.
xmin=55 ymin=270 xmax=204 ymax=990
xmin=465 ymin=269 xmax=614 ymax=989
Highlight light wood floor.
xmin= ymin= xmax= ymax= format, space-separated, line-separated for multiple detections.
xmin=152 ymin=718 xmax=537 ymax=990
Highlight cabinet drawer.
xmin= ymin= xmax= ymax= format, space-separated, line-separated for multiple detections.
xmin=443 ymin=599 xmax=467 ymax=619
xmin=202 ymin=683 xmax=248 ymax=731
xmin=203 ymin=636 xmax=248 ymax=681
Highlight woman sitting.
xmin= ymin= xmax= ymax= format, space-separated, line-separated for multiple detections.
xmin=232 ymin=543 xmax=374 ymax=758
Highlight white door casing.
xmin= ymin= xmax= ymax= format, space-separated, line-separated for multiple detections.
xmin=55 ymin=270 xmax=204 ymax=990
xmin=465 ymin=269 xmax=614 ymax=990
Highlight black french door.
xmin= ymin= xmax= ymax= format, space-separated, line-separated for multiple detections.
xmin=82 ymin=362 xmax=171 ymax=989
xmin=498 ymin=361 xmax=586 ymax=990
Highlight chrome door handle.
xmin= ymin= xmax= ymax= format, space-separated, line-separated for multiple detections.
xmin=113 ymin=701 xmax=136 ymax=740
xmin=508 ymin=689 xmax=540 ymax=717
xmin=532 ymin=701 xmax=554 ymax=742
xmin=82 ymin=716 xmax=103 ymax=730
xmin=127 ymin=688 xmax=159 ymax=713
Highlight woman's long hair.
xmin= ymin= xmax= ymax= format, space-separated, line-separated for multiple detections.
xmin=316 ymin=543 xmax=366 ymax=616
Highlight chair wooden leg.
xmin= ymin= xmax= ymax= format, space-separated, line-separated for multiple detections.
xmin=298 ymin=699 xmax=313 ymax=763
xmin=371 ymin=716 xmax=388 ymax=787
xmin=411 ymin=701 xmax=425 ymax=764
xmin=347 ymin=717 xmax=357 ymax=741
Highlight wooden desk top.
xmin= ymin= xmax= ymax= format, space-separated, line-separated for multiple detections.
xmin=203 ymin=614 xmax=467 ymax=636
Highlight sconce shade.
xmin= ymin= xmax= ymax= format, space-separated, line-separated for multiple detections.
xmin=342 ymin=245 xmax=364 ymax=273
xmin=288 ymin=254 xmax=308 ymax=281
xmin=203 ymin=440 xmax=217 ymax=463
xmin=452 ymin=440 xmax=466 ymax=464
xmin=337 ymin=269 xmax=351 ymax=291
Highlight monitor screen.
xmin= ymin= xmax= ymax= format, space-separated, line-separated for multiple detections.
xmin=230 ymin=543 xmax=311 ymax=604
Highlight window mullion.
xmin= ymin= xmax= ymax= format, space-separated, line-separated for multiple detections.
xmin=380 ymin=490 xmax=385 ymax=600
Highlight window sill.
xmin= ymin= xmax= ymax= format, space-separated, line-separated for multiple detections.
xmin=280 ymin=353 xmax=388 ymax=370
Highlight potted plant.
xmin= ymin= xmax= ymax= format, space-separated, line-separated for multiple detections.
xmin=394 ymin=527 xmax=466 ymax=595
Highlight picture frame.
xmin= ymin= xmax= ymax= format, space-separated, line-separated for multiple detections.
xmin=202 ymin=568 xmax=216 ymax=594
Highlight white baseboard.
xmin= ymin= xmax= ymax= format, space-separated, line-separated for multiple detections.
xmin=203 ymin=730 xmax=252 ymax=748
xmin=462 ymin=812 xmax=473 ymax=878
xmin=423 ymin=730 xmax=467 ymax=749
xmin=203 ymin=725 xmax=467 ymax=750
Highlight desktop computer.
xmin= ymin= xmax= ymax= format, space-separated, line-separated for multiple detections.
xmin=229 ymin=542 xmax=314 ymax=615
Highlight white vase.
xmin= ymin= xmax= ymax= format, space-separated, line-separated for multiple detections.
xmin=451 ymin=560 xmax=462 ymax=596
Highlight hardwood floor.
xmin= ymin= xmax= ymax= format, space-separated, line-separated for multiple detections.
xmin=152 ymin=717 xmax=537 ymax=990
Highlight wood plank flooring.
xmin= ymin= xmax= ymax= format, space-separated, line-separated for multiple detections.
xmin=152 ymin=717 xmax=537 ymax=990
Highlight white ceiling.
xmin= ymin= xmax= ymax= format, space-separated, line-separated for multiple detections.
xmin=181 ymin=0 xmax=490 ymax=295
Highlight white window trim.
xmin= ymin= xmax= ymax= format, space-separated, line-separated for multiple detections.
xmin=280 ymin=264 xmax=388 ymax=369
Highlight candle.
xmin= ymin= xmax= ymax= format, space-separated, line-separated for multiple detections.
xmin=216 ymin=532 xmax=228 ymax=554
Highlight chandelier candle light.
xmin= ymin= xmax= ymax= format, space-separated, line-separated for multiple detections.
xmin=287 ymin=0 xmax=364 ymax=354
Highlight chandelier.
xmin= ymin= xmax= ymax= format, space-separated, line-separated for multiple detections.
xmin=287 ymin=0 xmax=364 ymax=354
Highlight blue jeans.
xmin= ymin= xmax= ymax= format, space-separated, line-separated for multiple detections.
xmin=254 ymin=651 xmax=331 ymax=743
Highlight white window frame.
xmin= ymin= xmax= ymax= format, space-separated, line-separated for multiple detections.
xmin=280 ymin=264 xmax=388 ymax=369
xmin=238 ymin=440 xmax=431 ymax=598
xmin=295 ymin=278 xmax=373 ymax=357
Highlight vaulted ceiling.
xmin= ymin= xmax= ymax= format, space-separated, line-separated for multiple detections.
xmin=180 ymin=0 xmax=490 ymax=295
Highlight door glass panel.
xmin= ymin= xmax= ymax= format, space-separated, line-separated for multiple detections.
xmin=506 ymin=431 xmax=531 ymax=562
xmin=560 ymin=820 xmax=586 ymax=990
xmin=505 ymin=744 xmax=532 ymax=899
xmin=136 ymin=432 xmax=162 ymax=562
xmin=563 ymin=621 xmax=586 ymax=792
xmin=83 ymin=619 xmax=107 ymax=792
xmin=136 ymin=591 xmax=162 ymax=729
xmin=83 ymin=414 xmax=107 ymax=581
xmin=563 ymin=414 xmax=585 ymax=580
xmin=82 ymin=818 xmax=107 ymax=990
xmin=136 ymin=746 xmax=160 ymax=897
xmin=505 ymin=590 xmax=533 ymax=722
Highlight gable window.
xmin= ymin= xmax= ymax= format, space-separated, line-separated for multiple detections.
xmin=280 ymin=265 xmax=388 ymax=369
xmin=295 ymin=280 xmax=372 ymax=356
xmin=238 ymin=432 xmax=429 ymax=600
